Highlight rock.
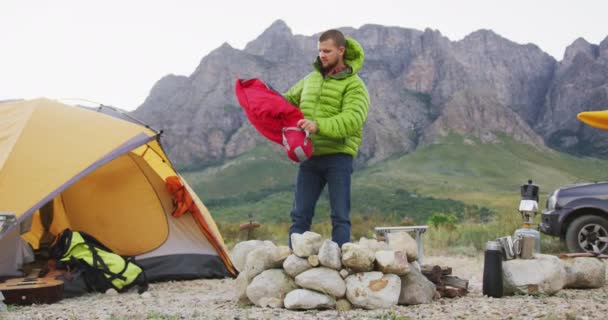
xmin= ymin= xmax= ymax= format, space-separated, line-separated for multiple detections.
xmin=398 ymin=264 xmax=436 ymax=305
xmin=231 ymin=240 xmax=276 ymax=272
xmin=345 ymin=272 xmax=401 ymax=310
xmin=241 ymin=247 xmax=275 ymax=281
xmin=271 ymin=246 xmax=292 ymax=267
xmin=105 ymin=288 xmax=118 ymax=295
xmin=562 ymin=257 xmax=606 ymax=289
xmin=234 ymin=271 xmax=251 ymax=304
xmin=359 ymin=237 xmax=389 ymax=253
xmin=386 ymin=232 xmax=418 ymax=261
xmin=307 ymin=255 xmax=320 ymax=267
xmin=284 ymin=289 xmax=336 ymax=310
xmin=339 ymin=269 xmax=350 ymax=279
xmin=336 ymin=299 xmax=352 ymax=312
xmin=257 ymin=297 xmax=284 ymax=308
xmin=283 ymin=254 xmax=312 ymax=278
xmin=341 ymin=243 xmax=376 ymax=272
xmin=410 ymin=260 xmax=421 ymax=272
xmin=140 ymin=292 xmax=152 ymax=299
xmin=318 ymin=240 xmax=342 ymax=270
xmin=295 ymin=267 xmax=346 ymax=298
xmin=375 ymin=250 xmax=410 ymax=275
xmin=502 ymin=254 xmax=566 ymax=296
xmin=246 ymin=269 xmax=297 ymax=307
xmin=291 ymin=231 xmax=324 ymax=258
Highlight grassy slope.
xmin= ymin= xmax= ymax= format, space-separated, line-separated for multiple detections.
xmin=182 ymin=134 xmax=608 ymax=247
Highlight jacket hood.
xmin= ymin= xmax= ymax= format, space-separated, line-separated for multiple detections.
xmin=313 ymin=37 xmax=365 ymax=76
xmin=344 ymin=37 xmax=365 ymax=74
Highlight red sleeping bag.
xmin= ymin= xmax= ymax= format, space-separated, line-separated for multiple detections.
xmin=234 ymin=78 xmax=312 ymax=162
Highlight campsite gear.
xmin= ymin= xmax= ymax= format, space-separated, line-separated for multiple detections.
xmin=0 ymin=213 xmax=16 ymax=236
xmin=0 ymin=292 xmax=6 ymax=311
xmin=0 ymin=268 xmax=63 ymax=305
xmin=375 ymin=226 xmax=428 ymax=264
xmin=482 ymin=241 xmax=503 ymax=298
xmin=517 ymin=235 xmax=536 ymax=259
xmin=577 ymin=110 xmax=608 ymax=130
xmin=234 ymin=78 xmax=312 ymax=162
xmin=0 ymin=99 xmax=236 ymax=280
xmin=164 ymin=176 xmax=235 ymax=276
xmin=518 ymin=180 xmax=540 ymax=225
xmin=0 ymin=277 xmax=64 ymax=305
xmin=282 ymin=127 xmax=312 ymax=162
xmin=497 ymin=236 xmax=517 ymax=261
xmin=514 ymin=180 xmax=541 ymax=254
xmin=49 ymin=229 xmax=148 ymax=293
xmin=0 ymin=224 xmax=34 ymax=277
xmin=0 ymin=278 xmax=63 ymax=305
xmin=514 ymin=227 xmax=541 ymax=254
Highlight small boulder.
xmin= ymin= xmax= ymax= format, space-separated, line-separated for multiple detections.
xmin=398 ymin=264 xmax=435 ymax=305
xmin=341 ymin=243 xmax=375 ymax=272
xmin=283 ymin=254 xmax=312 ymax=278
xmin=308 ymin=255 xmax=320 ymax=267
xmin=231 ymin=240 xmax=275 ymax=272
xmin=359 ymin=237 xmax=389 ymax=253
xmin=502 ymin=254 xmax=566 ymax=296
xmin=234 ymin=271 xmax=251 ymax=304
xmin=271 ymin=246 xmax=292 ymax=267
xmin=561 ymin=257 xmax=606 ymax=289
xmin=257 ymin=297 xmax=284 ymax=308
xmin=319 ymin=240 xmax=342 ymax=270
xmin=291 ymin=232 xmax=324 ymax=258
xmin=386 ymin=232 xmax=418 ymax=262
xmin=410 ymin=260 xmax=421 ymax=272
xmin=336 ymin=299 xmax=352 ymax=312
xmin=295 ymin=267 xmax=346 ymax=298
xmin=284 ymin=289 xmax=335 ymax=310
xmin=345 ymin=272 xmax=401 ymax=310
xmin=339 ymin=269 xmax=351 ymax=279
xmin=375 ymin=250 xmax=409 ymax=275
xmin=241 ymin=247 xmax=279 ymax=281
xmin=246 ymin=269 xmax=297 ymax=307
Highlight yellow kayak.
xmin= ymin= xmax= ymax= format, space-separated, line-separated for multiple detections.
xmin=577 ymin=110 xmax=608 ymax=130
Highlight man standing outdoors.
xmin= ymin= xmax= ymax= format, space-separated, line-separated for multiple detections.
xmin=284 ymin=29 xmax=370 ymax=247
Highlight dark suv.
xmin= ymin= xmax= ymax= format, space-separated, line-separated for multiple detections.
xmin=540 ymin=182 xmax=608 ymax=254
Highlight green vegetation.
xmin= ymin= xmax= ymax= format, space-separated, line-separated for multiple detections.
xmin=183 ymin=133 xmax=608 ymax=251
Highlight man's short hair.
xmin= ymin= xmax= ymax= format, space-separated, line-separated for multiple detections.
xmin=319 ymin=29 xmax=346 ymax=48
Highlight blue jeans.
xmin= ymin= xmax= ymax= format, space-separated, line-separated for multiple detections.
xmin=289 ymin=153 xmax=353 ymax=247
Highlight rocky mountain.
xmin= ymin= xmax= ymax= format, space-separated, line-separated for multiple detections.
xmin=535 ymin=37 xmax=608 ymax=155
xmin=133 ymin=20 xmax=608 ymax=169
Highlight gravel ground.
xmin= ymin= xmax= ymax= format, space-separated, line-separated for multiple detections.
xmin=2 ymin=255 xmax=608 ymax=320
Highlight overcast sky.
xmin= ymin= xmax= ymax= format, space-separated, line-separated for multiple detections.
xmin=1 ymin=0 xmax=606 ymax=110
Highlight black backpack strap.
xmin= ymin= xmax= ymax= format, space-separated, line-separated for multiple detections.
xmin=49 ymin=228 xmax=73 ymax=260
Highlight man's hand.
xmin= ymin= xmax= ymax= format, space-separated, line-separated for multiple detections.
xmin=297 ymin=119 xmax=318 ymax=134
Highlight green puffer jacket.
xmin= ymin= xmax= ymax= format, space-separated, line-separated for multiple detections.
xmin=284 ymin=37 xmax=370 ymax=157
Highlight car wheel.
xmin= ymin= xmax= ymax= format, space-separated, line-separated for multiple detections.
xmin=565 ymin=215 xmax=608 ymax=254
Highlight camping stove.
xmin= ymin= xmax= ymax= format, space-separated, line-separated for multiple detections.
xmin=519 ymin=180 xmax=539 ymax=224
xmin=514 ymin=180 xmax=541 ymax=253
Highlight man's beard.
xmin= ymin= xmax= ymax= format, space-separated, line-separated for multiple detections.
xmin=321 ymin=59 xmax=338 ymax=73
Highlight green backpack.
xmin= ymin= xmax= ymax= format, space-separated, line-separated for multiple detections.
xmin=50 ymin=229 xmax=148 ymax=293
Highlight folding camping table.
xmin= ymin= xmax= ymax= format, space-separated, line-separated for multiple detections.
xmin=374 ymin=225 xmax=429 ymax=264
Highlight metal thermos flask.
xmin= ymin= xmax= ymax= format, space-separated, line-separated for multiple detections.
xmin=482 ymin=240 xmax=503 ymax=298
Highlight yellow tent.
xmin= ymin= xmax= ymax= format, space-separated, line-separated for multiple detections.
xmin=0 ymin=98 xmax=236 ymax=279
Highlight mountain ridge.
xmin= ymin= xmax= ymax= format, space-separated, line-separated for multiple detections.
xmin=133 ymin=20 xmax=608 ymax=169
